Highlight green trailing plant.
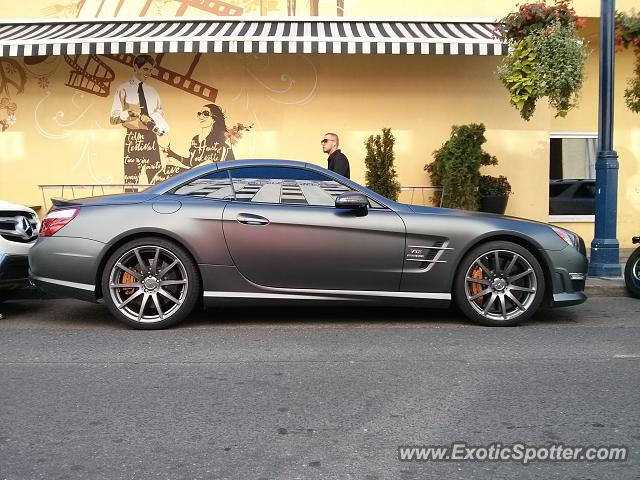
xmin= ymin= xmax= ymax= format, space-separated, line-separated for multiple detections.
xmin=625 ymin=61 xmax=640 ymax=113
xmin=530 ymin=21 xmax=588 ymax=117
xmin=496 ymin=1 xmax=588 ymax=120
xmin=479 ymin=175 xmax=513 ymax=197
xmin=616 ymin=10 xmax=640 ymax=113
xmin=424 ymin=124 xmax=499 ymax=211
xmin=364 ymin=128 xmax=401 ymax=201
xmin=498 ymin=38 xmax=539 ymax=120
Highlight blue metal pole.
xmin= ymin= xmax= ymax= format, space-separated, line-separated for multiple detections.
xmin=589 ymin=0 xmax=621 ymax=277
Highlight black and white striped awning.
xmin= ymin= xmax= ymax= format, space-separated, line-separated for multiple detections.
xmin=0 ymin=18 xmax=508 ymax=57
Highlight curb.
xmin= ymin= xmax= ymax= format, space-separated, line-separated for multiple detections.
xmin=585 ymin=285 xmax=629 ymax=297
xmin=585 ymin=278 xmax=629 ymax=298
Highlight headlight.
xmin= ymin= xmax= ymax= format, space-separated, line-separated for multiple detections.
xmin=551 ymin=226 xmax=580 ymax=250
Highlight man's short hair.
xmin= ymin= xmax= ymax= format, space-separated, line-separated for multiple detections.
xmin=325 ymin=132 xmax=339 ymax=147
xmin=133 ymin=54 xmax=155 ymax=69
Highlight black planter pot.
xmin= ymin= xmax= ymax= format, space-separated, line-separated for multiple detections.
xmin=479 ymin=194 xmax=509 ymax=214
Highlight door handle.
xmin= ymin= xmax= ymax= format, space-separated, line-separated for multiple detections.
xmin=236 ymin=213 xmax=270 ymax=225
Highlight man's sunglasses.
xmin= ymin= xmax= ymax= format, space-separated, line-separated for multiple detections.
xmin=197 ymin=110 xmax=212 ymax=117
xmin=321 ymin=139 xmax=331 ymax=144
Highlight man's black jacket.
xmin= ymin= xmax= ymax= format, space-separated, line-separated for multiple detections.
xmin=327 ymin=149 xmax=350 ymax=178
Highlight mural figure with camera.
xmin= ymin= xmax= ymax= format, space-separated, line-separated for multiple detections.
xmin=110 ymin=54 xmax=169 ymax=185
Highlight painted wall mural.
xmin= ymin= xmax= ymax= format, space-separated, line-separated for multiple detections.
xmin=64 ymin=54 xmax=115 ymax=97
xmin=37 ymin=0 xmax=346 ymax=17
xmin=0 ymin=49 xmax=257 ymax=185
xmin=0 ymin=59 xmax=25 ymax=132
xmin=6 ymin=0 xmax=638 ymax=21
xmin=108 ymin=53 xmax=251 ymax=185
xmin=0 ymin=50 xmax=320 ymax=189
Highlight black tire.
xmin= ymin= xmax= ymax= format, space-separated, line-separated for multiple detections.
xmin=624 ymin=248 xmax=640 ymax=299
xmin=101 ymin=237 xmax=201 ymax=329
xmin=454 ymin=241 xmax=546 ymax=327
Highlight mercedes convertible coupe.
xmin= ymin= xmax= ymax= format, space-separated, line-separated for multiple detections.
xmin=29 ymin=160 xmax=588 ymax=329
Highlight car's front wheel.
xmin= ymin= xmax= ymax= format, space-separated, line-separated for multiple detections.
xmin=101 ymin=237 xmax=201 ymax=329
xmin=454 ymin=241 xmax=545 ymax=326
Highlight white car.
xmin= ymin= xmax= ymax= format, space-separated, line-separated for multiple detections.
xmin=0 ymin=200 xmax=40 ymax=301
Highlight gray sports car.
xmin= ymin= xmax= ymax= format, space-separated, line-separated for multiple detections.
xmin=29 ymin=159 xmax=587 ymax=329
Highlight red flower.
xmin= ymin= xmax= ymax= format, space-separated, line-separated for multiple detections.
xmin=576 ymin=17 xmax=587 ymax=29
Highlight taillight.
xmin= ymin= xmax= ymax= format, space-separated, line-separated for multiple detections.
xmin=40 ymin=208 xmax=79 ymax=237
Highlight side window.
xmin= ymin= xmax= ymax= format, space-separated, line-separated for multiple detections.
xmin=172 ymin=170 xmax=234 ymax=199
xmin=228 ymin=166 xmax=354 ymax=206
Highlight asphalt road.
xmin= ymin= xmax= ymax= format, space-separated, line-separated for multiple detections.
xmin=0 ymin=297 xmax=638 ymax=480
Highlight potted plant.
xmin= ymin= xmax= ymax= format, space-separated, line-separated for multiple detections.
xmin=616 ymin=10 xmax=640 ymax=113
xmin=424 ymin=123 xmax=507 ymax=212
xmin=364 ymin=128 xmax=401 ymax=201
xmin=479 ymin=175 xmax=513 ymax=214
xmin=495 ymin=0 xmax=589 ymax=120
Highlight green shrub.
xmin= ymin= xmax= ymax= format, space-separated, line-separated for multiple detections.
xmin=425 ymin=124 xmax=498 ymax=210
xmin=364 ymin=128 xmax=401 ymax=201
xmin=479 ymin=175 xmax=513 ymax=196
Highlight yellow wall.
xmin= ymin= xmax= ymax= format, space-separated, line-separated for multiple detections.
xmin=0 ymin=52 xmax=550 ymax=224
xmin=0 ymin=0 xmax=638 ymax=19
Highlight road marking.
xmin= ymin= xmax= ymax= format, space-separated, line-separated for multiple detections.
xmin=613 ymin=354 xmax=640 ymax=358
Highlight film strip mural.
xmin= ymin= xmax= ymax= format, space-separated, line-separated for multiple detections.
xmin=104 ymin=53 xmax=218 ymax=103
xmin=76 ymin=0 xmax=243 ymax=17
xmin=64 ymin=54 xmax=115 ymax=97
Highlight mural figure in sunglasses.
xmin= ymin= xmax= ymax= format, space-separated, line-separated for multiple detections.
xmin=151 ymin=103 xmax=235 ymax=183
xmin=110 ymin=54 xmax=169 ymax=185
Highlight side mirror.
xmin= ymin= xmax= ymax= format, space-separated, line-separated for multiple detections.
xmin=335 ymin=192 xmax=369 ymax=212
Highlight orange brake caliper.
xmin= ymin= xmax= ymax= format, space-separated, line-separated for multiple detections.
xmin=470 ymin=266 xmax=485 ymax=306
xmin=121 ymin=271 xmax=137 ymax=296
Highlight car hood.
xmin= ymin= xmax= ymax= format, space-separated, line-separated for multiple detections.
xmin=0 ymin=200 xmax=37 ymax=216
xmin=407 ymin=204 xmax=549 ymax=227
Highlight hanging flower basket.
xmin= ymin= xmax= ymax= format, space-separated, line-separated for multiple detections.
xmin=495 ymin=0 xmax=589 ymax=121
xmin=616 ymin=10 xmax=640 ymax=113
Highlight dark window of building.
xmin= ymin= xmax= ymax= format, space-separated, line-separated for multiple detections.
xmin=549 ymin=136 xmax=597 ymax=216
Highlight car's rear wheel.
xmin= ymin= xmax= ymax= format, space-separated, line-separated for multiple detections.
xmin=624 ymin=248 xmax=640 ymax=298
xmin=454 ymin=241 xmax=545 ymax=326
xmin=101 ymin=237 xmax=201 ymax=329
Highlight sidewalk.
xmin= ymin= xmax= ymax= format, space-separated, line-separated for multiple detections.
xmin=585 ymin=274 xmax=628 ymax=297
xmin=585 ymin=248 xmax=633 ymax=298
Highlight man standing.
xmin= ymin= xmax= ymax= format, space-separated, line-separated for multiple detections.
xmin=322 ymin=132 xmax=350 ymax=178
xmin=110 ymin=54 xmax=169 ymax=185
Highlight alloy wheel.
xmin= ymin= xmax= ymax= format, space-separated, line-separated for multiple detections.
xmin=108 ymin=245 xmax=189 ymax=323
xmin=464 ymin=249 xmax=538 ymax=322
